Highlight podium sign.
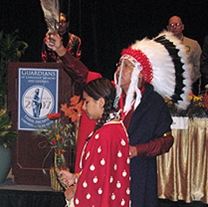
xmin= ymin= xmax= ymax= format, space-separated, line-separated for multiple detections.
xmin=7 ymin=62 xmax=74 ymax=186
xmin=18 ymin=68 xmax=59 ymax=131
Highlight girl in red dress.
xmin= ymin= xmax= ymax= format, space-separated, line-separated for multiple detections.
xmin=60 ymin=78 xmax=130 ymax=207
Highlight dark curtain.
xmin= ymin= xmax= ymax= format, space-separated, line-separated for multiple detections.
xmin=70 ymin=0 xmax=208 ymax=80
xmin=1 ymin=0 xmax=208 ymax=80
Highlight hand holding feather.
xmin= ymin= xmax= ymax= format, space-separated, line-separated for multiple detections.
xmin=44 ymin=32 xmax=67 ymax=56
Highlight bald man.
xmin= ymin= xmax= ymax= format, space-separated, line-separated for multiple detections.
xmin=167 ymin=15 xmax=202 ymax=95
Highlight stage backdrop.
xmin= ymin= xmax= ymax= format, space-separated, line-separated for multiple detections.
xmin=1 ymin=0 xmax=208 ymax=80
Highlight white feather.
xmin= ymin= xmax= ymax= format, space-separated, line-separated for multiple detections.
xmin=40 ymin=0 xmax=60 ymax=33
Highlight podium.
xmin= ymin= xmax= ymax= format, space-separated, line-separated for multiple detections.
xmin=7 ymin=62 xmax=76 ymax=186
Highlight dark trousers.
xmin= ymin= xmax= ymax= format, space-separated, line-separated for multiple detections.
xmin=201 ymin=76 xmax=208 ymax=93
xmin=192 ymin=78 xmax=200 ymax=95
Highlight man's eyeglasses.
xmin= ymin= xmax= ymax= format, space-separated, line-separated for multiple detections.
xmin=116 ymin=62 xmax=134 ymax=69
xmin=169 ymin=23 xmax=182 ymax=27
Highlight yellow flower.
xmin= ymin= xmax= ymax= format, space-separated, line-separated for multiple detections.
xmin=55 ymin=134 xmax=61 ymax=140
xmin=164 ymin=93 xmax=208 ymax=118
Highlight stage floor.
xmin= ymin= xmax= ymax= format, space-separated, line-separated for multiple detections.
xmin=0 ymin=178 xmax=207 ymax=207
xmin=0 ymin=178 xmax=52 ymax=192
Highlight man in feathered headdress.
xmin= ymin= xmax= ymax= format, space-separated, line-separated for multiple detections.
xmin=44 ymin=30 xmax=191 ymax=207
xmin=113 ymin=31 xmax=191 ymax=206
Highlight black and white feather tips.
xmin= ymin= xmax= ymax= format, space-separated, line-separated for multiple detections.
xmin=153 ymin=31 xmax=192 ymax=109
xmin=40 ymin=0 xmax=60 ymax=34
xmin=118 ymin=31 xmax=192 ymax=111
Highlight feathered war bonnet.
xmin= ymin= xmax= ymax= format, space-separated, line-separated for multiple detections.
xmin=114 ymin=31 xmax=192 ymax=114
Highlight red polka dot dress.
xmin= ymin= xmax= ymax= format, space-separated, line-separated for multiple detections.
xmin=74 ymin=121 xmax=130 ymax=207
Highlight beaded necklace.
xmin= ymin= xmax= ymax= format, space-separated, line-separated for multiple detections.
xmin=105 ymin=111 xmax=121 ymax=123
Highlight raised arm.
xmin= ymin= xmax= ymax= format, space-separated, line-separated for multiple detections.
xmin=44 ymin=32 xmax=89 ymax=84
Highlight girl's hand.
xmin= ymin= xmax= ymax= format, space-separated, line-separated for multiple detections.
xmin=64 ymin=185 xmax=77 ymax=200
xmin=59 ymin=170 xmax=75 ymax=186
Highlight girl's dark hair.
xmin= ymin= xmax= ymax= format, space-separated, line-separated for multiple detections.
xmin=83 ymin=78 xmax=116 ymax=132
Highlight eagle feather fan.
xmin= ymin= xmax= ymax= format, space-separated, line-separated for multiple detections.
xmin=40 ymin=0 xmax=60 ymax=34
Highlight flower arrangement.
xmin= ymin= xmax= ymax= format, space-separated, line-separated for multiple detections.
xmin=36 ymin=95 xmax=83 ymax=168
xmin=164 ymin=93 xmax=208 ymax=118
xmin=37 ymin=113 xmax=76 ymax=154
xmin=37 ymin=95 xmax=83 ymax=152
xmin=36 ymin=95 xmax=83 ymax=190
xmin=0 ymin=109 xmax=17 ymax=148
